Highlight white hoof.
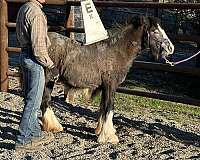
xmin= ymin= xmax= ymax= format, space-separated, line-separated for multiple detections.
xmin=97 ymin=132 xmax=119 ymax=144
xmin=97 ymin=111 xmax=119 ymax=144
xmin=42 ymin=107 xmax=63 ymax=133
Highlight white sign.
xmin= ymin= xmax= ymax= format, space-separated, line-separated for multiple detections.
xmin=81 ymin=0 xmax=108 ymax=45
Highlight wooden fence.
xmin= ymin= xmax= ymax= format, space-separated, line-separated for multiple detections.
xmin=1 ymin=0 xmax=200 ymax=106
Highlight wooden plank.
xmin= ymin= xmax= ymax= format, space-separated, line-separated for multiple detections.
xmin=133 ymin=61 xmax=200 ymax=76
xmin=117 ymin=87 xmax=200 ymax=107
xmin=7 ymin=22 xmax=85 ymax=32
xmin=6 ymin=0 xmax=66 ymax=5
xmin=170 ymin=34 xmax=200 ymax=44
xmin=94 ymin=1 xmax=200 ymax=9
xmin=7 ymin=47 xmax=21 ymax=53
xmin=6 ymin=0 xmax=200 ymax=9
xmin=7 ymin=22 xmax=200 ymax=43
xmin=7 ymin=22 xmax=16 ymax=28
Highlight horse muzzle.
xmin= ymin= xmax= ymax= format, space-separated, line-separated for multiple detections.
xmin=161 ymin=41 xmax=174 ymax=64
xmin=161 ymin=39 xmax=174 ymax=57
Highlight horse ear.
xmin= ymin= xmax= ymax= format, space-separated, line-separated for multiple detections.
xmin=131 ymin=15 xmax=145 ymax=28
xmin=146 ymin=16 xmax=160 ymax=29
xmin=139 ymin=15 xmax=146 ymax=26
xmin=141 ymin=17 xmax=149 ymax=49
xmin=141 ymin=32 xmax=149 ymax=49
xmin=143 ymin=17 xmax=150 ymax=29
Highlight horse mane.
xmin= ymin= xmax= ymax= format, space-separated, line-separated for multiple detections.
xmin=147 ymin=16 xmax=160 ymax=28
xmin=94 ymin=19 xmax=138 ymax=47
xmin=49 ymin=15 xmax=160 ymax=50
xmin=94 ymin=15 xmax=160 ymax=47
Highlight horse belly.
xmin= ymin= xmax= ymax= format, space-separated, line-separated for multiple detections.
xmin=62 ymin=66 xmax=101 ymax=88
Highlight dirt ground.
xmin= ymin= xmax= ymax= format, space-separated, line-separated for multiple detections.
xmin=0 ymin=74 xmax=199 ymax=160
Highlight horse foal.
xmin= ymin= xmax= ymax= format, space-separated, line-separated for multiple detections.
xmin=41 ymin=16 xmax=174 ymax=144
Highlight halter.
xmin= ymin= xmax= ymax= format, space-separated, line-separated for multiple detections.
xmin=147 ymin=31 xmax=170 ymax=58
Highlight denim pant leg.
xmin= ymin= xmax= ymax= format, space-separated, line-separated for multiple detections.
xmin=17 ymin=52 xmax=45 ymax=144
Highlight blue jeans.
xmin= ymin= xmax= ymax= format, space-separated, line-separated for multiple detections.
xmin=17 ymin=48 xmax=45 ymax=145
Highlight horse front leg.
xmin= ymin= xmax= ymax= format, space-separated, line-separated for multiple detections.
xmin=97 ymin=83 xmax=119 ymax=144
xmin=41 ymin=71 xmax=63 ymax=132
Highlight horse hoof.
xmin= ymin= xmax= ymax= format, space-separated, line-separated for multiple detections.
xmin=108 ymin=135 xmax=119 ymax=144
xmin=97 ymin=134 xmax=119 ymax=144
xmin=42 ymin=107 xmax=64 ymax=133
xmin=51 ymin=127 xmax=63 ymax=133
xmin=42 ymin=118 xmax=64 ymax=133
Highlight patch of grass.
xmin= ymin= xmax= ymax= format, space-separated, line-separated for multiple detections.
xmin=117 ymin=93 xmax=200 ymax=118
xmin=79 ymin=92 xmax=200 ymax=118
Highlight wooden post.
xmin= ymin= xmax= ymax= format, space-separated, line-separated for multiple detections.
xmin=65 ymin=5 xmax=74 ymax=38
xmin=0 ymin=0 xmax=8 ymax=92
xmin=195 ymin=43 xmax=200 ymax=68
xmin=195 ymin=11 xmax=200 ymax=68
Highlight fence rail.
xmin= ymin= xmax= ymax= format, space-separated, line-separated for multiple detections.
xmin=6 ymin=0 xmax=200 ymax=9
xmin=6 ymin=22 xmax=200 ymax=43
xmin=1 ymin=0 xmax=200 ymax=106
xmin=117 ymin=87 xmax=200 ymax=107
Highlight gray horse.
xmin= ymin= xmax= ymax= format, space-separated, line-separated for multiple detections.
xmin=41 ymin=15 xmax=174 ymax=144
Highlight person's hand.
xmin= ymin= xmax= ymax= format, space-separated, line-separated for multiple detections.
xmin=49 ymin=66 xmax=59 ymax=81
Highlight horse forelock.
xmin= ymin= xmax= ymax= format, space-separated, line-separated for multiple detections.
xmin=145 ymin=16 xmax=160 ymax=30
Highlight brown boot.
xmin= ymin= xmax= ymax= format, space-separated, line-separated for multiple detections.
xmin=15 ymin=132 xmax=54 ymax=152
xmin=31 ymin=132 xmax=55 ymax=145
xmin=15 ymin=141 xmax=43 ymax=152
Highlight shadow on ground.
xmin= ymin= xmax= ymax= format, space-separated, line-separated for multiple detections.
xmin=0 ymin=107 xmax=20 ymax=150
xmin=53 ymin=96 xmax=200 ymax=147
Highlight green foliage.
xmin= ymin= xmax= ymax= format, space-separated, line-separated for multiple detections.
xmin=78 ymin=92 xmax=200 ymax=118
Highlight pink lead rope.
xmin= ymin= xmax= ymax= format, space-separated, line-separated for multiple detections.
xmin=164 ymin=50 xmax=200 ymax=66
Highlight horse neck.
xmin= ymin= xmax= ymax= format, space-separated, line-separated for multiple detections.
xmin=122 ymin=26 xmax=144 ymax=58
xmin=126 ymin=25 xmax=143 ymax=45
xmin=109 ymin=26 xmax=144 ymax=74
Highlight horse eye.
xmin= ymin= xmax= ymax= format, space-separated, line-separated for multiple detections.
xmin=168 ymin=45 xmax=172 ymax=51
xmin=153 ymin=30 xmax=159 ymax=34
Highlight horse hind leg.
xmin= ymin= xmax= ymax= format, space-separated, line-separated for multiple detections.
xmin=64 ymin=85 xmax=74 ymax=103
xmin=64 ymin=86 xmax=93 ymax=104
xmin=83 ymin=88 xmax=93 ymax=101
xmin=96 ymin=83 xmax=119 ymax=144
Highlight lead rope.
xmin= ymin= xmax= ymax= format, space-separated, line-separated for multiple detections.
xmin=164 ymin=50 xmax=200 ymax=66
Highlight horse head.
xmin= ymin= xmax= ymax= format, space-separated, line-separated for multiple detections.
xmin=131 ymin=15 xmax=174 ymax=62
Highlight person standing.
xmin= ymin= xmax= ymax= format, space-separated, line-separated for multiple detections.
xmin=15 ymin=0 xmax=59 ymax=152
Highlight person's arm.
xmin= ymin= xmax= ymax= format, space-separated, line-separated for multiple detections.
xmin=30 ymin=14 xmax=54 ymax=68
xmin=30 ymin=14 xmax=59 ymax=81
